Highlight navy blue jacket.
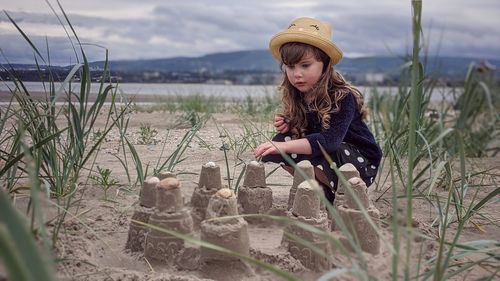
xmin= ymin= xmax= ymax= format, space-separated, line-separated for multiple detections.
xmin=304 ymin=93 xmax=382 ymax=166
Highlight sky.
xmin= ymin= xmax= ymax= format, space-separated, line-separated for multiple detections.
xmin=1 ymin=0 xmax=499 ymax=65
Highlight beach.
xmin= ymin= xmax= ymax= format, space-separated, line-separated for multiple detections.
xmin=3 ymin=101 xmax=498 ymax=280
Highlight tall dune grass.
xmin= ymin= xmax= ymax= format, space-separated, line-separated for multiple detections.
xmin=0 ymin=2 xmax=130 ymax=278
xmin=368 ymin=1 xmax=499 ymax=280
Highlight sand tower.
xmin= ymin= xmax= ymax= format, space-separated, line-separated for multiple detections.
xmin=191 ymin=162 xmax=223 ymax=227
xmin=144 ymin=177 xmax=194 ymax=263
xmin=237 ymin=161 xmax=272 ymax=220
xmin=125 ymin=176 xmax=159 ymax=252
xmin=283 ymin=180 xmax=331 ymax=271
xmin=200 ymin=188 xmax=250 ymax=260
xmin=335 ymin=163 xmax=360 ymax=202
xmin=287 ymin=160 xmax=315 ymax=210
xmin=330 ymin=163 xmax=361 ymax=230
xmin=200 ymin=188 xmax=253 ymax=279
xmin=337 ymin=177 xmax=381 ymax=255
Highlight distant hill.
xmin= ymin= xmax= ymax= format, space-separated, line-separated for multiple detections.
xmin=88 ymin=50 xmax=499 ymax=78
xmin=88 ymin=50 xmax=278 ymax=73
xmin=3 ymin=50 xmax=499 ymax=84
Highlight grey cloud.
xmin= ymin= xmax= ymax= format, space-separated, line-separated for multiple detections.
xmin=1 ymin=0 xmax=499 ymax=65
xmin=0 ymin=34 xmax=101 ymax=65
xmin=148 ymin=4 xmax=285 ymax=54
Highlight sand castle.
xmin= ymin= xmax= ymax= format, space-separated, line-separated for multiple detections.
xmin=283 ymin=179 xmax=332 ymax=271
xmin=200 ymin=188 xmax=253 ymax=279
xmin=237 ymin=161 xmax=272 ymax=220
xmin=125 ymin=176 xmax=159 ymax=252
xmin=337 ymin=177 xmax=381 ymax=255
xmin=124 ymin=160 xmax=381 ymax=277
xmin=191 ymin=162 xmax=223 ymax=227
xmin=144 ymin=176 xmax=195 ymax=263
xmin=288 ymin=160 xmax=315 ymax=210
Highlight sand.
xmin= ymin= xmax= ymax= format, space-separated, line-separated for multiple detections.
xmin=3 ymin=108 xmax=500 ymax=281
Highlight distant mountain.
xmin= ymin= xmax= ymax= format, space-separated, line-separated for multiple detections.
xmin=3 ymin=50 xmax=499 ymax=83
xmin=87 ymin=50 xmax=499 ymax=78
xmin=89 ymin=50 xmax=279 ymax=73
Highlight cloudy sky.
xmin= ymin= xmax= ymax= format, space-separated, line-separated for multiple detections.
xmin=1 ymin=0 xmax=499 ymax=65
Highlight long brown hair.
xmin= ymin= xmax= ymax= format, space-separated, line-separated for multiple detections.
xmin=278 ymin=42 xmax=367 ymax=138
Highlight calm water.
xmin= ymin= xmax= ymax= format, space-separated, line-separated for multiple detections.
xmin=0 ymin=81 xmax=459 ymax=101
xmin=0 ymin=82 xmax=278 ymax=100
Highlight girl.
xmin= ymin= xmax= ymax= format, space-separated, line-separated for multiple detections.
xmin=254 ymin=17 xmax=382 ymax=204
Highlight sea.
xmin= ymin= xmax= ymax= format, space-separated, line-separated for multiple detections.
xmin=0 ymin=81 xmax=459 ymax=102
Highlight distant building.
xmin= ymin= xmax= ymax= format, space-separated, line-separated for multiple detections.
xmin=205 ymin=79 xmax=233 ymax=85
xmin=143 ymin=71 xmax=160 ymax=80
xmin=365 ymin=73 xmax=385 ymax=84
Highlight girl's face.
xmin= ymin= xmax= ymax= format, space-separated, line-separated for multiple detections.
xmin=283 ymin=51 xmax=324 ymax=93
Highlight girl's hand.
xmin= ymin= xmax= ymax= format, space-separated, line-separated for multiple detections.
xmin=254 ymin=141 xmax=286 ymax=157
xmin=274 ymin=114 xmax=290 ymax=134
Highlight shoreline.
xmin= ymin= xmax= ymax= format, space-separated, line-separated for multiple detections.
xmin=0 ymin=91 xmax=159 ymax=103
xmin=0 ymin=91 xmax=252 ymax=103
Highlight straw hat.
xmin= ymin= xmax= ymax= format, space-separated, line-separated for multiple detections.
xmin=269 ymin=17 xmax=343 ymax=65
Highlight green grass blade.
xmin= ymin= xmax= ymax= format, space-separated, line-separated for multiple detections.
xmin=0 ymin=225 xmax=31 ymax=281
xmin=0 ymin=191 xmax=57 ymax=281
xmin=0 ymin=127 xmax=68 ymax=178
xmin=125 ymin=137 xmax=145 ymax=186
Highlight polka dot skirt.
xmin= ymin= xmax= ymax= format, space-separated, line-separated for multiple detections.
xmin=262 ymin=135 xmax=379 ymax=203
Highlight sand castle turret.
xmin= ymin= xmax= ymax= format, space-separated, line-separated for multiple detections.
xmin=288 ymin=160 xmax=315 ymax=210
xmin=144 ymin=177 xmax=194 ymax=262
xmin=283 ymin=180 xmax=331 ymax=271
xmin=191 ymin=162 xmax=223 ymax=227
xmin=237 ymin=161 xmax=272 ymax=220
xmin=201 ymin=188 xmax=250 ymax=260
xmin=336 ymin=163 xmax=360 ymax=196
xmin=337 ymin=177 xmax=380 ymax=255
xmin=126 ymin=176 xmax=159 ymax=252
xmin=330 ymin=163 xmax=361 ymax=230
xmin=200 ymin=189 xmax=253 ymax=279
